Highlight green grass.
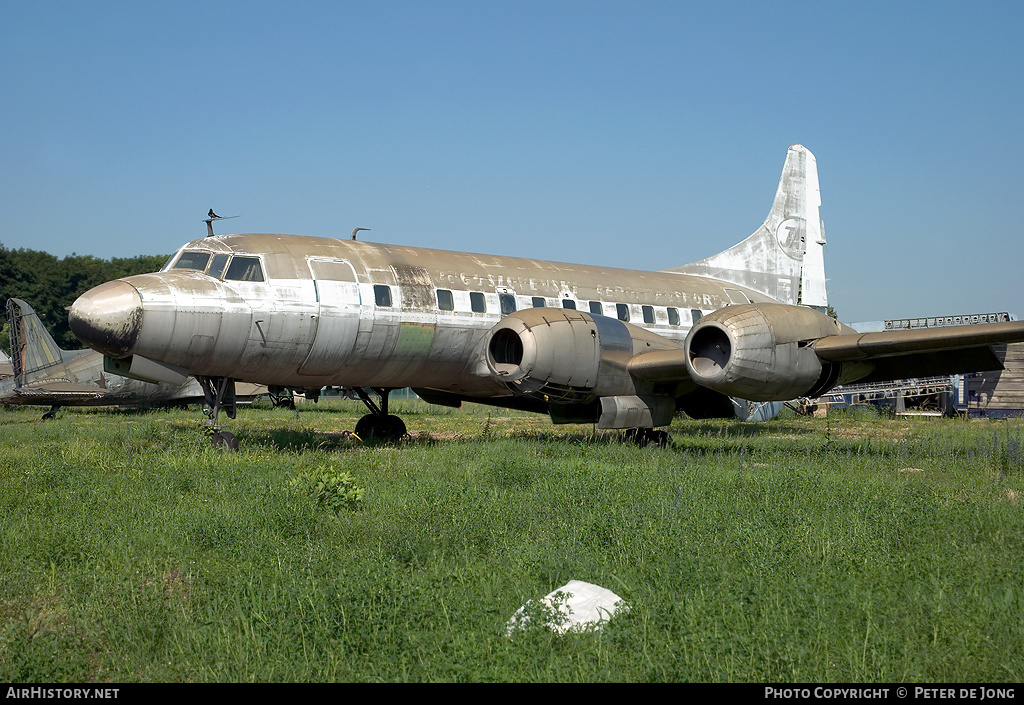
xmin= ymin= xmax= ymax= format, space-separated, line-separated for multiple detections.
xmin=1 ymin=401 xmax=1022 ymax=681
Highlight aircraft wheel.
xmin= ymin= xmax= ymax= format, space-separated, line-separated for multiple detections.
xmin=648 ymin=430 xmax=669 ymax=448
xmin=355 ymin=414 xmax=407 ymax=442
xmin=625 ymin=428 xmax=669 ymax=447
xmin=210 ymin=430 xmax=239 ymax=451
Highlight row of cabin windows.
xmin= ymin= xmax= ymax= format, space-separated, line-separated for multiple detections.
xmin=166 ymin=259 xmax=704 ymax=326
xmin=170 ymin=251 xmax=265 ymax=282
xmin=374 ymin=284 xmax=704 ymax=326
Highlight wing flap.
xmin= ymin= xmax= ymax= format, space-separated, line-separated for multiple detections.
xmin=852 ymin=346 xmax=1004 ymax=384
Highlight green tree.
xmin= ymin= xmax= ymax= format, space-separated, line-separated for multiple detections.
xmin=0 ymin=244 xmax=169 ymax=350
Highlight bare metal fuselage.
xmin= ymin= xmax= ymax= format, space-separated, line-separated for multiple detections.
xmin=117 ymin=233 xmax=773 ymax=396
xmin=66 ymin=145 xmax=1024 ymax=439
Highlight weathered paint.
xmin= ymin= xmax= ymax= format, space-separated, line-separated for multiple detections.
xmin=71 ymin=232 xmax=779 ymax=393
xmin=66 ymin=145 xmax=1024 ymax=429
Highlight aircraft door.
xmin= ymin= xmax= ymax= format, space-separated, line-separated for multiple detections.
xmin=299 ymin=258 xmax=361 ymax=376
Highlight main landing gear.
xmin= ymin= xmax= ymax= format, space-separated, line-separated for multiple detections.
xmin=198 ymin=376 xmax=238 ymax=450
xmin=267 ymin=386 xmax=296 ymax=410
xmin=624 ymin=427 xmax=670 ymax=447
xmin=354 ymin=387 xmax=407 ymax=442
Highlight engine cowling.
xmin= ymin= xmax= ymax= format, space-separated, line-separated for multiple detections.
xmin=684 ymin=303 xmax=845 ymax=401
xmin=483 ymin=308 xmax=640 ymax=403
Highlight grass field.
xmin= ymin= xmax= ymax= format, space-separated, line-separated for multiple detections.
xmin=1 ymin=399 xmax=1022 ymax=682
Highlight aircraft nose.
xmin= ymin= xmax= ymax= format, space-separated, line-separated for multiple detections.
xmin=68 ymin=280 xmax=144 ymax=358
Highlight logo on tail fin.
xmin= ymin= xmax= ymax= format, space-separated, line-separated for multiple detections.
xmin=776 ymin=218 xmax=803 ymax=258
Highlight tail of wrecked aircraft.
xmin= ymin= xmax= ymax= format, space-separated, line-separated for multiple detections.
xmin=665 ymin=144 xmax=828 ymax=311
xmin=5 ymin=298 xmax=87 ymax=385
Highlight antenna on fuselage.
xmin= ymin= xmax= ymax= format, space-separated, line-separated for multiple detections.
xmin=203 ymin=209 xmax=239 ymax=237
xmin=351 ymin=227 xmax=370 ymax=240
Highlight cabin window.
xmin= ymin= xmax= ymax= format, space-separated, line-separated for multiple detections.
xmin=642 ymin=305 xmax=655 ymax=324
xmin=562 ymin=299 xmax=576 ymax=310
xmin=208 ymin=254 xmax=230 ymax=279
xmin=616 ymin=303 xmax=630 ymax=322
xmin=225 ymin=256 xmax=264 ymax=282
xmin=589 ymin=301 xmax=603 ymax=316
xmin=532 ymin=297 xmax=546 ymax=308
xmin=373 ymin=284 xmax=393 ymax=307
xmin=690 ymin=309 xmax=703 ymax=323
xmin=436 ymin=289 xmax=454 ymax=311
xmin=173 ymin=251 xmax=211 ymax=271
xmin=470 ymin=292 xmax=486 ymax=313
xmin=499 ymin=294 xmax=517 ymax=315
xmin=667 ymin=307 xmax=680 ymax=326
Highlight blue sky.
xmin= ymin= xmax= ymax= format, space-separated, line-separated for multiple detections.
xmin=2 ymin=0 xmax=1021 ymax=323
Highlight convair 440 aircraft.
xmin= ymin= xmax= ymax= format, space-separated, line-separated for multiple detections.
xmin=68 ymin=145 xmax=1024 ymax=448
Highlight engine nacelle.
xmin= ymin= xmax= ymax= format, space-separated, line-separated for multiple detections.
xmin=483 ymin=308 xmax=639 ymax=402
xmin=483 ymin=307 xmax=682 ymax=404
xmin=684 ymin=303 xmax=845 ymax=401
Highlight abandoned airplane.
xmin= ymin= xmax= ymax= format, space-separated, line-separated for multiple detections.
xmin=66 ymin=145 xmax=1024 ymax=448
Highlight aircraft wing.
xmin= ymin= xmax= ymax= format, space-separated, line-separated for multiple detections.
xmin=1 ymin=383 xmax=107 ymax=405
xmin=632 ymin=304 xmax=1024 ymax=403
xmin=810 ymin=320 xmax=1024 ymax=384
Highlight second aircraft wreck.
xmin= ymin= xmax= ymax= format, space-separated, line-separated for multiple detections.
xmin=1 ymin=297 xmax=265 ymax=421
xmin=66 ymin=145 xmax=1024 ymax=448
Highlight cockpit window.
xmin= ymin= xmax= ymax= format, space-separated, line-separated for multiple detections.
xmin=225 ymin=256 xmax=265 ymax=282
xmin=173 ymin=251 xmax=211 ymax=271
xmin=208 ymin=254 xmax=230 ymax=279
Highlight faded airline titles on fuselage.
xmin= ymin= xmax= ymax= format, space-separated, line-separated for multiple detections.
xmin=434 ymin=271 xmax=719 ymax=309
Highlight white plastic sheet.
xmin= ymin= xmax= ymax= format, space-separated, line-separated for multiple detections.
xmin=506 ymin=580 xmax=627 ymax=635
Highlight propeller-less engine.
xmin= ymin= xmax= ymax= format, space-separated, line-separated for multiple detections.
xmin=684 ymin=303 xmax=852 ymax=401
xmin=479 ymin=303 xmax=861 ymax=428
xmin=481 ymin=308 xmax=679 ymax=428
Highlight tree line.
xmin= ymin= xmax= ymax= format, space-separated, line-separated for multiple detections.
xmin=1 ymin=244 xmax=169 ymax=356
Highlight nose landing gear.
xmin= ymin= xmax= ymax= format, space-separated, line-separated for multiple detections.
xmin=198 ymin=376 xmax=238 ymax=450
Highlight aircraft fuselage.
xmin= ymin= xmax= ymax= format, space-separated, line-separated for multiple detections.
xmin=70 ymin=233 xmax=774 ymax=397
xmin=65 ymin=145 xmax=1024 ymax=447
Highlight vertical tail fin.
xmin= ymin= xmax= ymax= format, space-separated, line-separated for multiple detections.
xmin=6 ymin=298 xmax=72 ymax=383
xmin=665 ymin=144 xmax=828 ymax=310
